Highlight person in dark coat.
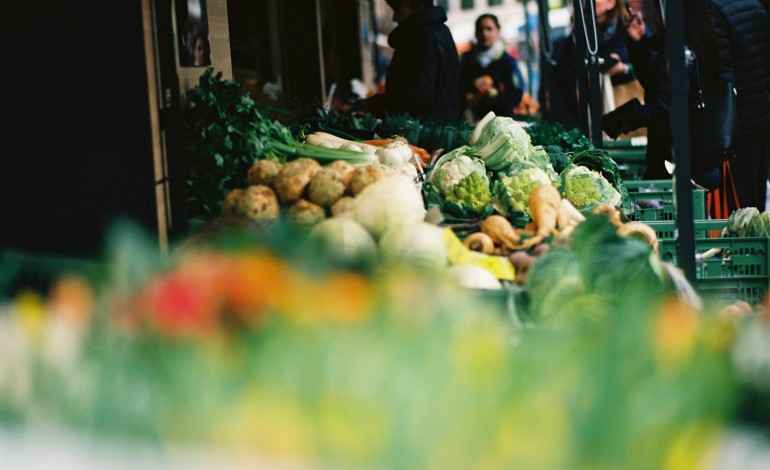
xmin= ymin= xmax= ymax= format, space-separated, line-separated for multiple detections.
xmin=366 ymin=0 xmax=459 ymax=121
xmin=604 ymin=0 xmax=729 ymax=188
xmin=707 ymin=0 xmax=770 ymax=210
xmin=554 ymin=0 xmax=636 ymax=126
xmin=459 ymin=14 xmax=524 ymax=121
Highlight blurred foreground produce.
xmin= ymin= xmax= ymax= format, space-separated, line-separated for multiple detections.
xmin=0 ymin=216 xmax=757 ymax=469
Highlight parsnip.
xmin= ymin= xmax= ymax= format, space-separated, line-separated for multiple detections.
xmin=481 ymin=215 xmax=520 ymax=251
xmin=557 ymin=198 xmax=585 ymax=230
xmin=617 ymin=221 xmax=659 ymax=253
xmin=516 ymin=184 xmax=561 ymax=250
xmin=306 ymin=132 xmax=378 ymax=154
xmin=463 ymin=232 xmax=495 ymax=254
xmin=592 ymin=205 xmax=623 ymax=228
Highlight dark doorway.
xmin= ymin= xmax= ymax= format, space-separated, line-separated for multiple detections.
xmin=0 ymin=1 xmax=158 ymax=257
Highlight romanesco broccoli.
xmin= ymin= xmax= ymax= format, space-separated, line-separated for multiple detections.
xmin=445 ymin=172 xmax=492 ymax=213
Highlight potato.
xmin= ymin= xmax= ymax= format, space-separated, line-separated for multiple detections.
xmin=221 ymin=188 xmax=244 ymax=215
xmin=349 ymin=164 xmax=384 ymax=196
xmin=331 ymin=196 xmax=355 ymax=218
xmin=273 ymin=158 xmax=321 ymax=203
xmin=327 ymin=160 xmax=356 ymax=188
xmin=307 ymin=168 xmax=346 ymax=208
xmin=288 ymin=199 xmax=326 ymax=227
xmin=237 ymin=185 xmax=280 ymax=224
xmin=247 ymin=159 xmax=283 ymax=187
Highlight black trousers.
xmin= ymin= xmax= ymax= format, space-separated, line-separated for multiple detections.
xmin=731 ymin=133 xmax=770 ymax=210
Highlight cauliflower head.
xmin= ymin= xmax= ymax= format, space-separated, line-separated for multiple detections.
xmin=559 ymin=164 xmax=621 ymax=210
xmin=428 ymin=146 xmax=487 ymax=194
xmin=445 ymin=171 xmax=493 ymax=213
xmin=492 ymin=167 xmax=552 ymax=216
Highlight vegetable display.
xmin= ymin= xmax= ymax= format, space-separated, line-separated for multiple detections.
xmin=184 ymin=69 xmax=377 ymax=219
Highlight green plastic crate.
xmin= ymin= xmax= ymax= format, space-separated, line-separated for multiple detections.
xmin=625 ymin=180 xmax=706 ymax=222
xmin=653 ymin=220 xmax=770 ymax=304
xmin=692 ymin=278 xmax=768 ymax=305
xmin=645 ymin=219 xmax=725 ymax=242
xmin=605 ymin=138 xmax=647 ymax=181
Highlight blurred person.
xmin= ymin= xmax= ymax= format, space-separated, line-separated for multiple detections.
xmin=365 ymin=0 xmax=459 ymax=120
xmin=554 ymin=0 xmax=638 ymax=126
xmin=603 ymin=0 xmax=736 ymax=210
xmin=191 ymin=33 xmax=211 ymax=66
xmin=459 ymin=14 xmax=525 ymax=121
xmin=707 ymin=0 xmax=770 ymax=210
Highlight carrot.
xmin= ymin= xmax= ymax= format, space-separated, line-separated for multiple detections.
xmin=362 ymin=139 xmax=390 ymax=147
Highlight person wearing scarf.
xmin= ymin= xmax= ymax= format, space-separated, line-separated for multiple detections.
xmin=459 ymin=14 xmax=525 ymax=120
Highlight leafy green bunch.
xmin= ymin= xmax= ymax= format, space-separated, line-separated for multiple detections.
xmin=184 ymin=68 xmax=294 ymax=219
xmin=525 ymin=120 xmax=594 ymax=154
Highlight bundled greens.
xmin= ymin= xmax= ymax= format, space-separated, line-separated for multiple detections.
xmin=381 ymin=114 xmax=473 ymax=153
xmin=525 ymin=120 xmax=594 ymax=154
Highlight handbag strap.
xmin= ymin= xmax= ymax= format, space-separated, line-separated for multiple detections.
xmin=688 ymin=47 xmax=706 ymax=109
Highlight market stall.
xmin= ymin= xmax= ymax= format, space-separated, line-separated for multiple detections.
xmin=3 ymin=0 xmax=770 ymax=466
xmin=4 ymin=63 xmax=770 ymax=466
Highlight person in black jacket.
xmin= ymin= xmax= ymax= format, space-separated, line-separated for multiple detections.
xmin=554 ymin=0 xmax=636 ymax=126
xmin=459 ymin=14 xmax=525 ymax=121
xmin=366 ymin=0 xmax=459 ymax=121
xmin=707 ymin=0 xmax=770 ymax=210
xmin=604 ymin=0 xmax=729 ymax=189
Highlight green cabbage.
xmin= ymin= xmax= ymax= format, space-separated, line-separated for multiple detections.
xmin=469 ymin=112 xmax=533 ymax=172
xmin=492 ymin=167 xmax=553 ymax=217
xmin=559 ymin=164 xmax=621 ymax=210
xmin=524 ymin=248 xmax=582 ymax=322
